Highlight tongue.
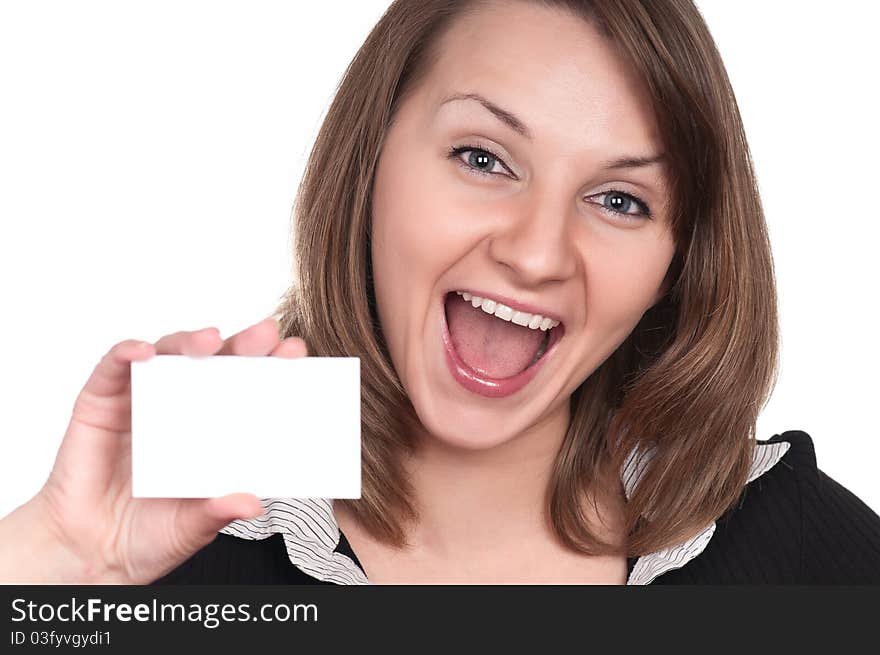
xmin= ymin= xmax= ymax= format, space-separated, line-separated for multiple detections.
xmin=445 ymin=293 xmax=546 ymax=378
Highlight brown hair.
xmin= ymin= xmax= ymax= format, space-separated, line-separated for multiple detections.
xmin=271 ymin=0 xmax=779 ymax=558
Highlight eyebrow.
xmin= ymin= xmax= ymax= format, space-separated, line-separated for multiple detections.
xmin=440 ymin=92 xmax=533 ymax=139
xmin=438 ymin=91 xmax=665 ymax=171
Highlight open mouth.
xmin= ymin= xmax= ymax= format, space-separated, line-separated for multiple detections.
xmin=442 ymin=290 xmax=563 ymax=380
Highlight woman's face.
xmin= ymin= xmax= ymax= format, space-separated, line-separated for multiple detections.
xmin=370 ymin=0 xmax=675 ymax=451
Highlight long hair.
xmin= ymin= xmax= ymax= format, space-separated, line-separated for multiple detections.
xmin=271 ymin=0 xmax=779 ymax=557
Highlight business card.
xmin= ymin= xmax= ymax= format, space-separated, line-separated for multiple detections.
xmin=130 ymin=355 xmax=361 ymax=498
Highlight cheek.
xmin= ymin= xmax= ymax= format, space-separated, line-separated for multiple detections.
xmin=371 ymin=149 xmax=479 ymax=284
xmin=584 ymin=237 xmax=674 ymax=332
xmin=374 ymin=149 xmax=434 ymax=250
xmin=369 ymin=146 xmax=464 ymax=356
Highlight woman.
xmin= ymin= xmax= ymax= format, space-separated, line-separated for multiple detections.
xmin=2 ymin=0 xmax=879 ymax=585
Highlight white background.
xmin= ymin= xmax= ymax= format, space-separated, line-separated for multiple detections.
xmin=1 ymin=1 xmax=877 ymax=518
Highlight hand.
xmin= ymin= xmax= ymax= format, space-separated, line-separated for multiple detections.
xmin=0 ymin=317 xmax=307 ymax=584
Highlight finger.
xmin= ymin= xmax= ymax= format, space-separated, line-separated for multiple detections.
xmin=153 ymin=327 xmax=224 ymax=356
xmin=79 ymin=340 xmax=157 ymax=399
xmin=175 ymin=493 xmax=266 ymax=548
xmin=216 ymin=317 xmax=281 ymax=356
xmin=270 ymin=337 xmax=308 ymax=358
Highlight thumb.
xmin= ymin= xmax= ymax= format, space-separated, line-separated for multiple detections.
xmin=177 ymin=493 xmax=266 ymax=548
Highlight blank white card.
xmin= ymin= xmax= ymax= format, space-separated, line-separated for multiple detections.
xmin=130 ymin=355 xmax=361 ymax=498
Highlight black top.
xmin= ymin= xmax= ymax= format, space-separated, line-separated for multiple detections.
xmin=150 ymin=431 xmax=880 ymax=584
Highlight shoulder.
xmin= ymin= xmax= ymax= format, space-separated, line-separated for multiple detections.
xmin=655 ymin=430 xmax=880 ymax=584
xmin=771 ymin=430 xmax=880 ymax=582
xmin=149 ymin=532 xmax=330 ymax=585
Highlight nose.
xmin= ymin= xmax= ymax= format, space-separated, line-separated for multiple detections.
xmin=487 ymin=191 xmax=579 ymax=287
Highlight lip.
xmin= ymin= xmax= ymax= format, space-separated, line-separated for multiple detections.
xmin=440 ymin=292 xmax=564 ymax=398
xmin=449 ymin=288 xmax=565 ymax=326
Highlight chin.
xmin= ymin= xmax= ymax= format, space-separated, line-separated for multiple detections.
xmin=407 ymin=399 xmax=525 ymax=452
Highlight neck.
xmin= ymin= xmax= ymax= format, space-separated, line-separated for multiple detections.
xmin=400 ymin=403 xmax=576 ymax=561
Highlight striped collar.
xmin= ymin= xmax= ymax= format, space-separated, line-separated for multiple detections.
xmin=219 ymin=439 xmax=791 ymax=585
xmin=622 ymin=438 xmax=790 ymax=584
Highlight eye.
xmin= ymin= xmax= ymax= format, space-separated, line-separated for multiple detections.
xmin=586 ymin=189 xmax=652 ymax=221
xmin=446 ymin=146 xmax=652 ymax=221
xmin=447 ymin=144 xmax=515 ymax=178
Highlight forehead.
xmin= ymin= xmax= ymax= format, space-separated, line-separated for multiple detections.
xmin=418 ymin=0 xmax=661 ymax=157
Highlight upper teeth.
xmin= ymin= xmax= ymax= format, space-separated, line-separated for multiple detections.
xmin=455 ymin=291 xmax=560 ymax=331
